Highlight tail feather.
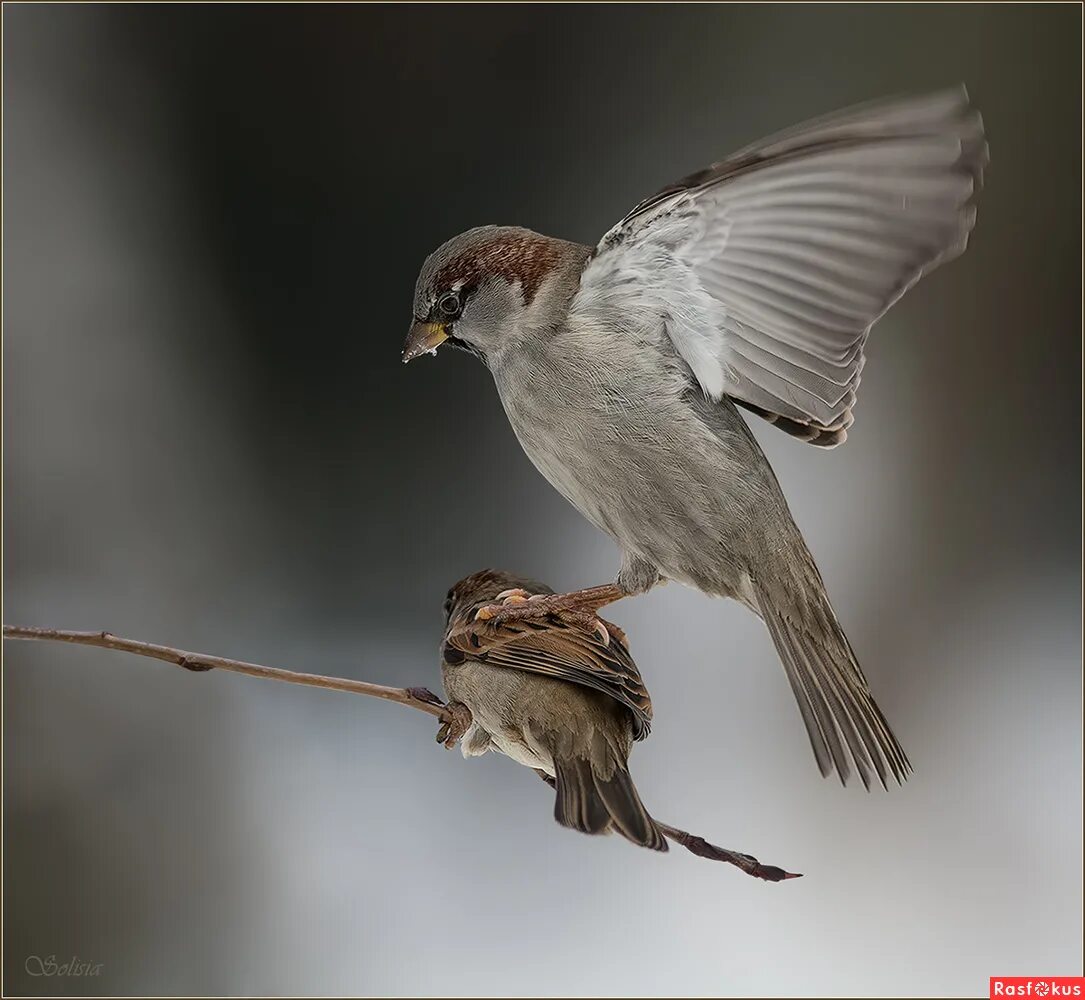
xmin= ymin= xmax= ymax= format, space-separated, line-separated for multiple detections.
xmin=553 ymin=756 xmax=668 ymax=852
xmin=593 ymin=765 xmax=668 ymax=852
xmin=553 ymin=757 xmax=611 ymax=835
xmin=755 ymin=576 xmax=911 ymax=789
xmin=762 ymin=607 xmax=848 ymax=781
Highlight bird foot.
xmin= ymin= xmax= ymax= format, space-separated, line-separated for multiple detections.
xmin=435 ymin=701 xmax=473 ymax=750
xmin=473 ymin=588 xmax=545 ymax=618
xmin=472 ymin=584 xmax=628 ymax=648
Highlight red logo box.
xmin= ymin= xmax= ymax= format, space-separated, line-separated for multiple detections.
xmin=990 ymin=979 xmax=1085 ymax=998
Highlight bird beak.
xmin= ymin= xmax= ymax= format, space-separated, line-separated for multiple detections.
xmin=402 ymin=321 xmax=449 ymax=363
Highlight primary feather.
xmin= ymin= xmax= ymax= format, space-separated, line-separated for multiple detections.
xmin=588 ymin=87 xmax=987 ymax=445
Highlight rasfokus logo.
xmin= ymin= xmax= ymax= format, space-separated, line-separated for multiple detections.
xmin=990 ymin=978 xmax=1085 ymax=998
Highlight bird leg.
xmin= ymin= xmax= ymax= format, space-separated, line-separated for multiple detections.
xmin=471 ymin=583 xmax=629 ymax=646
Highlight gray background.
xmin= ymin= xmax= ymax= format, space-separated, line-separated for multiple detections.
xmin=3 ymin=4 xmax=1081 ymax=997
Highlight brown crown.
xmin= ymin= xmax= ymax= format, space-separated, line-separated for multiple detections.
xmin=433 ymin=232 xmax=562 ymax=305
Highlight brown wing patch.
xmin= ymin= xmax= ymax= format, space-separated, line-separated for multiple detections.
xmin=446 ymin=610 xmax=654 ymax=740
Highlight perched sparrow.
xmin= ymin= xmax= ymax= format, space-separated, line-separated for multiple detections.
xmin=405 ymin=90 xmax=987 ymax=789
xmin=439 ymin=569 xmax=799 ymax=880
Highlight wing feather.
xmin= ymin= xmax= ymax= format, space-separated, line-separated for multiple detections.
xmin=447 ymin=613 xmax=653 ymax=740
xmin=584 ymin=87 xmax=987 ymax=446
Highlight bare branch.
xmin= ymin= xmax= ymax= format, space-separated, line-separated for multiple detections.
xmin=4 ymin=623 xmax=802 ymax=881
xmin=2 ymin=624 xmax=453 ymax=722
xmin=532 ymin=771 xmax=801 ymax=881
xmin=655 ymin=822 xmax=801 ymax=882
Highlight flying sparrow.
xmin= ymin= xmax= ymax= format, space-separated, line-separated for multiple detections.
xmin=439 ymin=569 xmax=800 ymax=880
xmin=404 ymin=89 xmax=987 ymax=789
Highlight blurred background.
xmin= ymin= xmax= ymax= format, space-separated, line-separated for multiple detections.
xmin=3 ymin=4 xmax=1081 ymax=997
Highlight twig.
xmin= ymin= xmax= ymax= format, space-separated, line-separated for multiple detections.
xmin=533 ymin=772 xmax=801 ymax=881
xmin=656 ymin=822 xmax=801 ymax=882
xmin=4 ymin=624 xmax=801 ymax=881
xmin=2 ymin=624 xmax=453 ymax=722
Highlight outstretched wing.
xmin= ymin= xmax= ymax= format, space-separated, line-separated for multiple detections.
xmin=582 ymin=87 xmax=987 ymax=446
xmin=446 ymin=609 xmax=653 ymax=740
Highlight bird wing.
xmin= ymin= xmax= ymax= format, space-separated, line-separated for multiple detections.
xmin=580 ymin=87 xmax=987 ymax=446
xmin=446 ymin=612 xmax=653 ymax=740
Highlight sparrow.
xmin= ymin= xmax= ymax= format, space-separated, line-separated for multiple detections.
xmin=438 ymin=569 xmax=799 ymax=880
xmin=404 ymin=89 xmax=987 ymax=790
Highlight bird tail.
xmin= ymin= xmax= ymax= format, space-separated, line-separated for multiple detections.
xmin=553 ymin=752 xmax=668 ymax=852
xmin=753 ymin=564 xmax=912 ymax=790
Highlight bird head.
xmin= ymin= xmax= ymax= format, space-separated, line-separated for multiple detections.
xmin=403 ymin=226 xmax=589 ymax=367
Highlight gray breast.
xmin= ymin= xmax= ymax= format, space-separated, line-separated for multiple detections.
xmin=490 ymin=320 xmax=783 ymax=596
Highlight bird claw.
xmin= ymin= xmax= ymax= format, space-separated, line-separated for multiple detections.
xmin=605 ymin=620 xmax=629 ymax=650
xmin=435 ymin=702 xmax=473 ymax=749
xmin=552 ymin=609 xmax=613 ymax=648
xmin=475 ymin=589 xmax=534 ymax=621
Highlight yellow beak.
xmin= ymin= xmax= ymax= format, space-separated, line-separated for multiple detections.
xmin=402 ymin=321 xmax=449 ymax=363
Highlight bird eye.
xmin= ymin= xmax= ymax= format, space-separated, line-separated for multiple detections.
xmin=437 ymin=292 xmax=462 ymax=319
